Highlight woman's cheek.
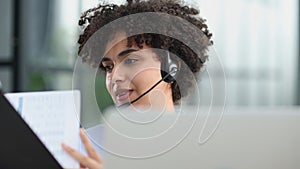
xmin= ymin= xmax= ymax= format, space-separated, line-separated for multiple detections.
xmin=106 ymin=75 xmax=112 ymax=94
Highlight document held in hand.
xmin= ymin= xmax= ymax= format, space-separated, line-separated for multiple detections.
xmin=5 ymin=90 xmax=81 ymax=168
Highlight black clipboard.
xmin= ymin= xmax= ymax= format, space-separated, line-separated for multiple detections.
xmin=0 ymin=91 xmax=62 ymax=169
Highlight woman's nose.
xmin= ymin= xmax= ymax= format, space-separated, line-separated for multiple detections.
xmin=111 ymin=66 xmax=126 ymax=83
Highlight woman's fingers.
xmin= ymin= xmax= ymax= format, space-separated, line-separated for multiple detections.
xmin=80 ymin=163 xmax=87 ymax=168
xmin=79 ymin=128 xmax=102 ymax=162
xmin=62 ymin=128 xmax=103 ymax=169
xmin=62 ymin=143 xmax=101 ymax=169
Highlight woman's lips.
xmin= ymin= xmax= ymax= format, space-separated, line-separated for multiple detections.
xmin=115 ymin=89 xmax=133 ymax=102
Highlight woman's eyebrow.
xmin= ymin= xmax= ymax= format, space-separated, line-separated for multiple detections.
xmin=101 ymin=49 xmax=138 ymax=62
xmin=101 ymin=57 xmax=112 ymax=62
xmin=117 ymin=49 xmax=138 ymax=58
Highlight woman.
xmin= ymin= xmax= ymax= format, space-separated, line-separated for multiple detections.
xmin=62 ymin=0 xmax=212 ymax=168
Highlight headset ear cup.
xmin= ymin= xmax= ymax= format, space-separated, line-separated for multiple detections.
xmin=161 ymin=52 xmax=179 ymax=83
xmin=161 ymin=69 xmax=174 ymax=83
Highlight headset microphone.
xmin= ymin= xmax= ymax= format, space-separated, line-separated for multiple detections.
xmin=118 ymin=51 xmax=179 ymax=109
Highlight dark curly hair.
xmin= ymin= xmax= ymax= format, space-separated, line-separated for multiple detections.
xmin=77 ymin=0 xmax=213 ymax=104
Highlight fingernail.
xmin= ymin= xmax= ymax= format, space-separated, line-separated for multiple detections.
xmin=80 ymin=128 xmax=84 ymax=135
xmin=61 ymin=143 xmax=69 ymax=150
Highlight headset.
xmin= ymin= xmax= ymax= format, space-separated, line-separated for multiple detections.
xmin=160 ymin=51 xmax=179 ymax=83
xmin=118 ymin=51 xmax=179 ymax=108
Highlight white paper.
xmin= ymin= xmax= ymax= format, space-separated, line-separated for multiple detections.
xmin=5 ymin=90 xmax=81 ymax=168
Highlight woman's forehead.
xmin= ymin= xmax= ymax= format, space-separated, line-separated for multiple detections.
xmin=104 ymin=40 xmax=129 ymax=59
xmin=103 ymin=31 xmax=154 ymax=60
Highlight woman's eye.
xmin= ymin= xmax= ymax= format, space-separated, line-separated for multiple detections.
xmin=103 ymin=65 xmax=114 ymax=72
xmin=124 ymin=58 xmax=138 ymax=64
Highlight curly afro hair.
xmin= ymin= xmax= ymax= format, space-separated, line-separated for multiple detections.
xmin=77 ymin=0 xmax=213 ymax=104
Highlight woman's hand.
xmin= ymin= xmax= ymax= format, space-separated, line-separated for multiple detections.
xmin=62 ymin=128 xmax=103 ymax=169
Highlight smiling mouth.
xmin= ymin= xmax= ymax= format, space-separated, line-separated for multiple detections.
xmin=115 ymin=90 xmax=133 ymax=102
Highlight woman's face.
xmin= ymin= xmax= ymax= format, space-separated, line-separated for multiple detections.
xmin=101 ymin=31 xmax=174 ymax=110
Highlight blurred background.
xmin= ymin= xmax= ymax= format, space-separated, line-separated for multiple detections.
xmin=0 ymin=0 xmax=299 ymax=112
